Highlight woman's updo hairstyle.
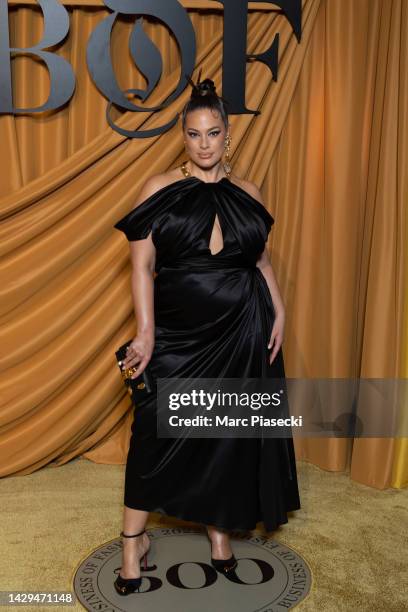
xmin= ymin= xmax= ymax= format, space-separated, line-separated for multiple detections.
xmin=181 ymin=69 xmax=229 ymax=130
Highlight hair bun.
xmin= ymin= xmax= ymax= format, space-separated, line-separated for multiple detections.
xmin=192 ymin=78 xmax=217 ymax=98
xmin=185 ymin=70 xmax=218 ymax=100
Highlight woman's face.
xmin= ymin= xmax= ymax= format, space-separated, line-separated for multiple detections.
xmin=184 ymin=108 xmax=229 ymax=170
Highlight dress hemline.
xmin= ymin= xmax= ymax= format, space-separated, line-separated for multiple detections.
xmin=123 ymin=498 xmax=299 ymax=534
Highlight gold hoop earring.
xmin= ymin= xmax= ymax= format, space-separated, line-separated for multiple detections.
xmin=223 ymin=134 xmax=232 ymax=176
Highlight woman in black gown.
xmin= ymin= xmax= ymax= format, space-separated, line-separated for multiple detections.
xmin=113 ymin=75 xmax=301 ymax=596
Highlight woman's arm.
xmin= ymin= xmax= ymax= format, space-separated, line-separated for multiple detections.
xmin=123 ymin=238 xmax=156 ymax=378
xmin=120 ymin=176 xmax=166 ymax=378
xmin=241 ymin=180 xmax=286 ymax=365
xmin=256 ymin=247 xmax=285 ymax=317
xmin=256 ymin=246 xmax=286 ymax=364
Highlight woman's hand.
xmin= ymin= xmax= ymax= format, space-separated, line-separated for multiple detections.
xmin=121 ymin=331 xmax=154 ymax=378
xmin=267 ymin=310 xmax=285 ymax=365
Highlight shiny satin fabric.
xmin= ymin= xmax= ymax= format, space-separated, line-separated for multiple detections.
xmin=114 ymin=176 xmax=301 ymax=532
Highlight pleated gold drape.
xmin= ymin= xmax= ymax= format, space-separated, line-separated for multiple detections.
xmin=0 ymin=0 xmax=407 ymax=489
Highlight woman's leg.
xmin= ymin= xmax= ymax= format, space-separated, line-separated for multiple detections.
xmin=206 ymin=525 xmax=233 ymax=559
xmin=119 ymin=506 xmax=150 ymax=579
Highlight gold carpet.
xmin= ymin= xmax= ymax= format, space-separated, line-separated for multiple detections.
xmin=1 ymin=458 xmax=407 ymax=611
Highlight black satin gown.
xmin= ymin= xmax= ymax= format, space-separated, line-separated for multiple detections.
xmin=114 ymin=176 xmax=301 ymax=532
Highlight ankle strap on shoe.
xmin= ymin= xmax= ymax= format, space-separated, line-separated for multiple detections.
xmin=120 ymin=529 xmax=146 ymax=538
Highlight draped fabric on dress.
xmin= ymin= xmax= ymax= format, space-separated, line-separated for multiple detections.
xmin=114 ymin=176 xmax=301 ymax=532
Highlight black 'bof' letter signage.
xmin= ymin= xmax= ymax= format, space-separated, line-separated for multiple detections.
xmin=0 ymin=0 xmax=301 ymax=138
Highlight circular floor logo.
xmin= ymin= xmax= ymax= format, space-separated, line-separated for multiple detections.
xmin=73 ymin=527 xmax=311 ymax=611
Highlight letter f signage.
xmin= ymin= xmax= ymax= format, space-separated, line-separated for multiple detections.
xmin=218 ymin=0 xmax=301 ymax=114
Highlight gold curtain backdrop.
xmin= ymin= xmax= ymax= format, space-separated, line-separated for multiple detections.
xmin=0 ymin=0 xmax=407 ymax=489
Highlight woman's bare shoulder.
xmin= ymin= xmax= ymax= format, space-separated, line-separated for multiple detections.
xmin=133 ymin=169 xmax=185 ymax=208
xmin=229 ymin=174 xmax=264 ymax=205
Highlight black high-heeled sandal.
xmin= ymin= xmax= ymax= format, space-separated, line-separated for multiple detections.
xmin=211 ymin=555 xmax=238 ymax=575
xmin=206 ymin=530 xmax=238 ymax=576
xmin=114 ymin=528 xmax=149 ymax=596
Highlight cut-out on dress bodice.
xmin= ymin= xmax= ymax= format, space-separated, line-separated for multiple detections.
xmin=114 ymin=176 xmax=274 ymax=273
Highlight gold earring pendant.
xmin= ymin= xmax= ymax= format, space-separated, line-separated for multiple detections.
xmin=223 ymin=134 xmax=232 ymax=176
